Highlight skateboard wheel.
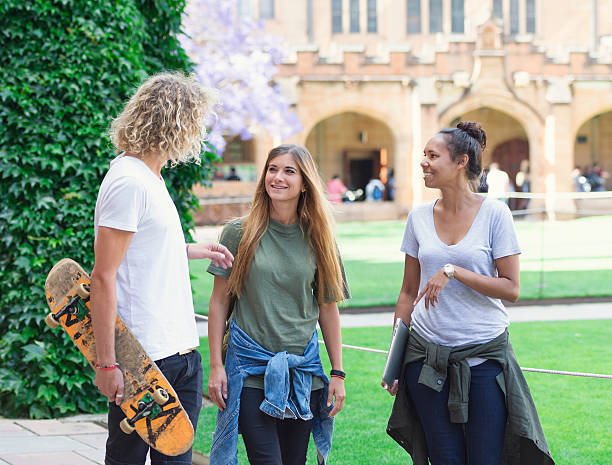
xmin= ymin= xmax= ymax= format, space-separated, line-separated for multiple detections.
xmin=76 ymin=283 xmax=90 ymax=299
xmin=120 ymin=418 xmax=135 ymax=434
xmin=45 ymin=313 xmax=60 ymax=329
xmin=152 ymin=388 xmax=169 ymax=406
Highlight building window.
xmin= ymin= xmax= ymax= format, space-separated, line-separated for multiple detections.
xmin=350 ymin=0 xmax=360 ymax=33
xmin=493 ymin=0 xmax=503 ymax=19
xmin=526 ymin=0 xmax=536 ymax=33
xmin=332 ymin=0 xmax=342 ymax=33
xmin=429 ymin=0 xmax=443 ymax=33
xmin=407 ymin=0 xmax=421 ymax=33
xmin=237 ymin=0 xmax=252 ymax=18
xmin=259 ymin=0 xmax=274 ymax=19
xmin=451 ymin=0 xmax=464 ymax=33
xmin=510 ymin=0 xmax=519 ymax=34
xmin=367 ymin=0 xmax=377 ymax=33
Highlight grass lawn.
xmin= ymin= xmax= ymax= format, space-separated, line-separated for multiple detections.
xmin=190 ymin=216 xmax=612 ymax=314
xmin=194 ymin=319 xmax=612 ymax=465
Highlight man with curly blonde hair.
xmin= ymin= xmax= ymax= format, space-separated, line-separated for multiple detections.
xmin=90 ymin=72 xmax=233 ymax=465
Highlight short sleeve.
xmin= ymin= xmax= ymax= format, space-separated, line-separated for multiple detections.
xmin=400 ymin=211 xmax=418 ymax=258
xmin=491 ymin=203 xmax=521 ymax=259
xmin=207 ymin=219 xmax=243 ymax=279
xmin=97 ymin=176 xmax=146 ymax=232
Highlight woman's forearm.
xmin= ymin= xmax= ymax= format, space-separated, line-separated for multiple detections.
xmin=319 ymin=302 xmax=343 ymax=371
xmin=453 ymin=265 xmax=520 ymax=302
xmin=208 ymin=277 xmax=231 ymax=369
xmin=394 ymin=290 xmax=416 ymax=327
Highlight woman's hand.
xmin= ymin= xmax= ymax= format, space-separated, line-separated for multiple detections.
xmin=381 ymin=379 xmax=399 ymax=396
xmin=413 ymin=267 xmax=451 ymax=310
xmin=187 ymin=242 xmax=234 ymax=269
xmin=327 ymin=376 xmax=346 ymax=417
xmin=208 ymin=365 xmax=228 ymax=410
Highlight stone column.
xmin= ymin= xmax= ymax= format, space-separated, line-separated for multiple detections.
xmin=411 ymin=78 xmax=440 ymax=207
xmin=541 ymin=78 xmax=575 ymax=219
xmin=394 ymin=134 xmax=413 ymax=214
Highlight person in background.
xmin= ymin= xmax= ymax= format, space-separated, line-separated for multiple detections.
xmin=225 ymin=166 xmax=241 ymax=181
xmin=383 ymin=121 xmax=554 ymax=465
xmin=91 ymin=72 xmax=233 ymax=465
xmin=515 ymin=159 xmax=531 ymax=210
xmin=326 ymin=174 xmax=348 ymax=203
xmin=485 ymin=162 xmax=510 ymax=204
xmin=589 ymin=162 xmax=609 ymax=191
xmin=387 ymin=169 xmax=396 ymax=201
xmin=207 ymin=144 xmax=350 ymax=465
xmin=365 ymin=178 xmax=385 ymax=202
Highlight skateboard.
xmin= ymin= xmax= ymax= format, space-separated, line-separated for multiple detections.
xmin=44 ymin=258 xmax=194 ymax=456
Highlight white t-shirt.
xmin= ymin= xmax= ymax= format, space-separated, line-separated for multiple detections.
xmin=401 ymin=196 xmax=521 ymax=349
xmin=486 ymin=169 xmax=510 ymax=197
xmin=94 ymin=155 xmax=199 ymax=360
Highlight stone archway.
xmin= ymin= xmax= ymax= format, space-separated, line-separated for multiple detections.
xmin=304 ymin=112 xmax=395 ymax=199
xmin=439 ymin=93 xmax=544 ymax=193
xmin=574 ymin=110 xmax=612 ymax=191
xmin=455 ymin=107 xmax=530 ymax=205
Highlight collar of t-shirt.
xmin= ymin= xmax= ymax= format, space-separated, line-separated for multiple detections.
xmin=112 ymin=153 xmax=165 ymax=183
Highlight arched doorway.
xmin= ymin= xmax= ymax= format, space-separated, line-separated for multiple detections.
xmin=458 ymin=108 xmax=530 ymax=209
xmin=574 ymin=111 xmax=612 ymax=191
xmin=304 ymin=112 xmax=395 ymax=200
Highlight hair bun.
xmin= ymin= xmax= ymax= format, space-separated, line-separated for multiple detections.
xmin=457 ymin=121 xmax=487 ymax=151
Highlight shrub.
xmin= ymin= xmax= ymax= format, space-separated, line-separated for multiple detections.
xmin=0 ymin=0 xmax=216 ymax=418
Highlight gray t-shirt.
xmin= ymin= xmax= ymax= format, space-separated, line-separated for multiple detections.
xmin=401 ymin=196 xmax=521 ymax=347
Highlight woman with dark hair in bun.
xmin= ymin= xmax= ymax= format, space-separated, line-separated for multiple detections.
xmin=384 ymin=122 xmax=554 ymax=465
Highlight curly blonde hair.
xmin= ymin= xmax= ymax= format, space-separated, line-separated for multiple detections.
xmin=110 ymin=71 xmax=217 ymax=165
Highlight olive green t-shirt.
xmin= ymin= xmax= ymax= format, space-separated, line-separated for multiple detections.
xmin=207 ymin=218 xmax=350 ymax=389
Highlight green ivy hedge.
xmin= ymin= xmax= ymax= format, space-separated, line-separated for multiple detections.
xmin=0 ymin=0 xmax=216 ymax=418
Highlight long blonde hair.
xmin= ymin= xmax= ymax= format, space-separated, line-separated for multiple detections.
xmin=227 ymin=144 xmax=345 ymax=304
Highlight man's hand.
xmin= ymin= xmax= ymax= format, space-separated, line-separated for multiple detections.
xmin=327 ymin=376 xmax=346 ymax=417
xmin=187 ymin=242 xmax=233 ymax=269
xmin=95 ymin=368 xmax=125 ymax=405
xmin=208 ymin=366 xmax=228 ymax=410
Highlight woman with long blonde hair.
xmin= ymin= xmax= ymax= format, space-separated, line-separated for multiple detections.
xmin=207 ymin=144 xmax=349 ymax=465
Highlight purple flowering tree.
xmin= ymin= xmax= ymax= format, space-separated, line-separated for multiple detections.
xmin=180 ymin=0 xmax=302 ymax=154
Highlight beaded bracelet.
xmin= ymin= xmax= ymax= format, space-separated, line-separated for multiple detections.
xmin=95 ymin=362 xmax=120 ymax=371
xmin=330 ymin=369 xmax=346 ymax=380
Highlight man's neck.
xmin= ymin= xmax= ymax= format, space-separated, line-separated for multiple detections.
xmin=125 ymin=152 xmax=165 ymax=178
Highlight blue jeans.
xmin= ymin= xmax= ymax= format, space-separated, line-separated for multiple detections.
xmin=405 ymin=360 xmax=506 ymax=465
xmin=105 ymin=350 xmax=203 ymax=465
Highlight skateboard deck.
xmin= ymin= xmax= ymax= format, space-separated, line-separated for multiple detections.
xmin=44 ymin=258 xmax=194 ymax=456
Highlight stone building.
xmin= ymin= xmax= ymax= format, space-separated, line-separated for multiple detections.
xmin=197 ymin=0 xmax=612 ymax=223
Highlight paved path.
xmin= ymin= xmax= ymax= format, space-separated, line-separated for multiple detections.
xmin=2 ymin=302 xmax=610 ymax=465
xmin=196 ymin=301 xmax=612 ymax=337
xmin=0 ymin=414 xmax=209 ymax=465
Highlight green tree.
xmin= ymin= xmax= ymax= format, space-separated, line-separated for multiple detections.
xmin=0 ymin=0 xmax=215 ymax=418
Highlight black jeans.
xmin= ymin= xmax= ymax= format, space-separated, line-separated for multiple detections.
xmin=239 ymin=387 xmax=322 ymax=465
xmin=405 ymin=360 xmax=507 ymax=465
xmin=105 ymin=350 xmax=203 ymax=465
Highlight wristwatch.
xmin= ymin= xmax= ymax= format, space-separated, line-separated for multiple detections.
xmin=443 ymin=264 xmax=455 ymax=280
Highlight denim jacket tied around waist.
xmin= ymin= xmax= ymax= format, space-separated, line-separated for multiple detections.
xmin=209 ymin=319 xmax=334 ymax=465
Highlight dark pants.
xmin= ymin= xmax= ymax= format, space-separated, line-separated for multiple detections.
xmin=105 ymin=350 xmax=203 ymax=465
xmin=238 ymin=387 xmax=321 ymax=465
xmin=405 ymin=360 xmax=506 ymax=465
